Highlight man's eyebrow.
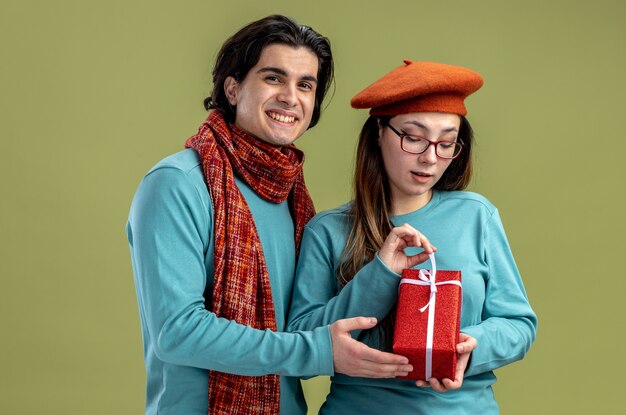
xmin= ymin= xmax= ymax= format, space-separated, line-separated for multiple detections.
xmin=257 ymin=67 xmax=289 ymax=76
xmin=300 ymin=75 xmax=318 ymax=83
xmin=404 ymin=121 xmax=458 ymax=133
xmin=257 ymin=67 xmax=318 ymax=83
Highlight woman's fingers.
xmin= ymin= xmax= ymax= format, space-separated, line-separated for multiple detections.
xmin=379 ymin=223 xmax=436 ymax=273
xmin=390 ymin=224 xmax=436 ymax=251
xmin=457 ymin=333 xmax=478 ymax=354
xmin=405 ymin=251 xmax=432 ymax=268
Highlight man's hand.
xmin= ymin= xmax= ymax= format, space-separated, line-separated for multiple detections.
xmin=415 ymin=332 xmax=477 ymax=392
xmin=329 ymin=317 xmax=413 ymax=378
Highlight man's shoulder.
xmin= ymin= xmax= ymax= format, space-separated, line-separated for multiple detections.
xmin=147 ymin=148 xmax=202 ymax=177
xmin=134 ymin=148 xmax=209 ymax=210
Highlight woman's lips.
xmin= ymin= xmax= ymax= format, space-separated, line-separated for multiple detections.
xmin=411 ymin=171 xmax=433 ymax=184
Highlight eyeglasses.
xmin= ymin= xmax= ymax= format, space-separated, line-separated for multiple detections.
xmin=387 ymin=124 xmax=464 ymax=159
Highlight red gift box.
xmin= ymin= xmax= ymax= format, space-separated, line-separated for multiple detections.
xmin=393 ymin=257 xmax=462 ymax=381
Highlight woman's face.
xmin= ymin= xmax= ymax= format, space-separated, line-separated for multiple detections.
xmin=378 ymin=112 xmax=461 ymax=214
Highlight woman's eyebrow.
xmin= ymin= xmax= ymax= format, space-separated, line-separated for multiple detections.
xmin=403 ymin=121 xmax=458 ymax=133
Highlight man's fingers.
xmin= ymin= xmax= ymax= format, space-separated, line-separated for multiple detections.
xmin=350 ymin=361 xmax=413 ymax=378
xmin=340 ymin=348 xmax=413 ymax=378
xmin=345 ymin=340 xmax=413 ymax=378
xmin=331 ymin=319 xmax=419 ymax=378
xmin=357 ymin=363 xmax=413 ymax=378
xmin=334 ymin=316 xmax=378 ymax=333
xmin=355 ymin=342 xmax=409 ymax=365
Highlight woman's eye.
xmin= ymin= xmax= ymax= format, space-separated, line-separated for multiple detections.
xmin=404 ymin=135 xmax=422 ymax=143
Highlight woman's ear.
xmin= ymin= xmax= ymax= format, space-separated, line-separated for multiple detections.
xmin=224 ymin=76 xmax=239 ymax=106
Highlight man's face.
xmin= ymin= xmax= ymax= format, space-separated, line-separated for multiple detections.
xmin=224 ymin=44 xmax=319 ymax=146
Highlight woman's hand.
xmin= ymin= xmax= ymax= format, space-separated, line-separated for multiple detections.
xmin=378 ymin=223 xmax=436 ymax=274
xmin=415 ymin=333 xmax=478 ymax=392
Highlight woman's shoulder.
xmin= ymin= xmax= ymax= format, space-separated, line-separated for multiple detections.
xmin=438 ymin=190 xmax=497 ymax=214
xmin=305 ymin=202 xmax=353 ymax=235
xmin=308 ymin=202 xmax=352 ymax=226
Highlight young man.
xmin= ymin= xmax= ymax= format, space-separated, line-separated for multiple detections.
xmin=126 ymin=15 xmax=412 ymax=415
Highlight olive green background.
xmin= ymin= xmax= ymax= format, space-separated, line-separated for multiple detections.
xmin=1 ymin=0 xmax=624 ymax=413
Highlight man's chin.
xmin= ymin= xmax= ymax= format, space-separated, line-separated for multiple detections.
xmin=262 ymin=132 xmax=304 ymax=147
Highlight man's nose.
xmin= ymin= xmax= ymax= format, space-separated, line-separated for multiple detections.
xmin=277 ymin=84 xmax=297 ymax=106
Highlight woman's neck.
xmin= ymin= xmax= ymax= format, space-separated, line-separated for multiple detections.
xmin=390 ymin=190 xmax=433 ymax=216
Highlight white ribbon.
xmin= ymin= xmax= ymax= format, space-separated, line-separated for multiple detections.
xmin=399 ymin=253 xmax=462 ymax=380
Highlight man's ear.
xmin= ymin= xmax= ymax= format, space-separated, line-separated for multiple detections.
xmin=224 ymin=76 xmax=239 ymax=106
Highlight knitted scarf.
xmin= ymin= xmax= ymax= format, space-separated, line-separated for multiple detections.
xmin=185 ymin=111 xmax=315 ymax=415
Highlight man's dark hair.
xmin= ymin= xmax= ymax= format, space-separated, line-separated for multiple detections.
xmin=205 ymin=15 xmax=334 ymax=129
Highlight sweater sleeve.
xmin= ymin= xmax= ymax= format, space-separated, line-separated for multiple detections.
xmin=287 ymin=224 xmax=400 ymax=333
xmin=461 ymin=209 xmax=538 ymax=377
xmin=127 ymin=167 xmax=333 ymax=377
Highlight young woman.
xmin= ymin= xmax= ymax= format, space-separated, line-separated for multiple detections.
xmin=288 ymin=60 xmax=537 ymax=414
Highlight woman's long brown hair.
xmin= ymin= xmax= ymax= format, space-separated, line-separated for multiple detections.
xmin=337 ymin=115 xmax=474 ymax=349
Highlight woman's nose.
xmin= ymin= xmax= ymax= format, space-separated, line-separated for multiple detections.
xmin=419 ymin=143 xmax=438 ymax=164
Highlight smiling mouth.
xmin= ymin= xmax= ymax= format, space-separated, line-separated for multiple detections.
xmin=267 ymin=111 xmax=296 ymax=124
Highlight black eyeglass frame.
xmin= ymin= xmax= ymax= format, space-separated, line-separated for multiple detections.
xmin=387 ymin=124 xmax=464 ymax=160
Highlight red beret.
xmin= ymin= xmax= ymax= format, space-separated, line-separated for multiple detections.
xmin=350 ymin=60 xmax=484 ymax=116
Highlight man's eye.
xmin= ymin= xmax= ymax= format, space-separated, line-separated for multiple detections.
xmin=298 ymin=82 xmax=313 ymax=90
xmin=265 ymin=76 xmax=280 ymax=82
